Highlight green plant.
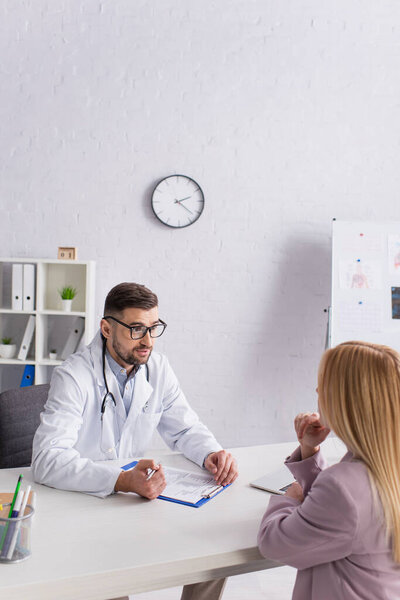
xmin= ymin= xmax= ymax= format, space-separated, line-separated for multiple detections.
xmin=1 ymin=337 xmax=12 ymax=345
xmin=50 ymin=349 xmax=57 ymax=354
xmin=59 ymin=286 xmax=77 ymax=300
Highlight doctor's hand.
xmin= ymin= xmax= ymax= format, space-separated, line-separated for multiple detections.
xmin=204 ymin=450 xmax=238 ymax=486
xmin=114 ymin=459 xmax=166 ymax=500
xmin=295 ymin=412 xmax=330 ymax=460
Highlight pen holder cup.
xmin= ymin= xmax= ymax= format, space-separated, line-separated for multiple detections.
xmin=0 ymin=503 xmax=34 ymax=563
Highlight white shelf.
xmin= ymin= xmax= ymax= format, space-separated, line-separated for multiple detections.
xmin=0 ymin=309 xmax=86 ymax=317
xmin=40 ymin=310 xmax=87 ymax=317
xmin=0 ymin=258 xmax=96 ymax=389
xmin=0 ymin=309 xmax=87 ymax=316
xmin=0 ymin=358 xmax=63 ymax=366
xmin=0 ymin=257 xmax=91 ymax=265
xmin=38 ymin=359 xmax=63 ymax=366
xmin=0 ymin=309 xmax=37 ymax=315
xmin=0 ymin=358 xmax=35 ymax=365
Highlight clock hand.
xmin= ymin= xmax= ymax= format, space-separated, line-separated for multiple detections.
xmin=176 ymin=196 xmax=192 ymax=203
xmin=174 ymin=199 xmax=193 ymax=214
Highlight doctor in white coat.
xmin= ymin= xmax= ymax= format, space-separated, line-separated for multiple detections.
xmin=32 ymin=282 xmax=237 ymax=600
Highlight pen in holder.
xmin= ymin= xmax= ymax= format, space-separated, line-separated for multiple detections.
xmin=0 ymin=503 xmax=35 ymax=563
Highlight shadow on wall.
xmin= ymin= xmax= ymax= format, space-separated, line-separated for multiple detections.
xmin=240 ymin=233 xmax=331 ymax=444
xmin=143 ymin=179 xmax=160 ymax=224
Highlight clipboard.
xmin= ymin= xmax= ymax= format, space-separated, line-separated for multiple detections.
xmin=122 ymin=460 xmax=230 ymax=508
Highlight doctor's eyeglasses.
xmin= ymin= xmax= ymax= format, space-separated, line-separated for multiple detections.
xmin=103 ymin=315 xmax=167 ymax=340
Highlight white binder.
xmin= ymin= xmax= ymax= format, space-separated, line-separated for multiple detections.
xmin=23 ymin=264 xmax=35 ymax=311
xmin=60 ymin=317 xmax=85 ymax=360
xmin=18 ymin=315 xmax=36 ymax=361
xmin=11 ymin=264 xmax=23 ymax=310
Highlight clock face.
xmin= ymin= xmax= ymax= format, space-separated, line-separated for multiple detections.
xmin=151 ymin=175 xmax=205 ymax=228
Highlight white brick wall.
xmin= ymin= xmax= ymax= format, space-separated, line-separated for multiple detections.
xmin=1 ymin=1 xmax=400 ymax=447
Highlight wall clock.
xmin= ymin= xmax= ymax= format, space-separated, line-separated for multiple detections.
xmin=151 ymin=174 xmax=205 ymax=228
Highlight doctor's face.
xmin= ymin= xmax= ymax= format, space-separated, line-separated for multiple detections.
xmin=102 ymin=306 xmax=160 ymax=368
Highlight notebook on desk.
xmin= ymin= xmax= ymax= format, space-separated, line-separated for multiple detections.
xmin=250 ymin=467 xmax=295 ymax=495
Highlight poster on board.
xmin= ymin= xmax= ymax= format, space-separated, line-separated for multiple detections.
xmin=331 ymin=221 xmax=400 ymax=353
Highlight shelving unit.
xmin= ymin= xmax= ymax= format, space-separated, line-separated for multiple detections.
xmin=0 ymin=258 xmax=96 ymax=390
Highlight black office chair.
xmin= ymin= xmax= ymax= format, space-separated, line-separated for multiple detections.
xmin=0 ymin=384 xmax=49 ymax=468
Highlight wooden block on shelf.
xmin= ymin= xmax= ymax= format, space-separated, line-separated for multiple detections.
xmin=57 ymin=247 xmax=78 ymax=260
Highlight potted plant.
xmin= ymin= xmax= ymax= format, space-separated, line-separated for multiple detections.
xmin=59 ymin=286 xmax=77 ymax=312
xmin=49 ymin=349 xmax=57 ymax=360
xmin=0 ymin=337 xmax=17 ymax=359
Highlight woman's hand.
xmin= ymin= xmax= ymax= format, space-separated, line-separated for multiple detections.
xmin=284 ymin=482 xmax=304 ymax=502
xmin=294 ymin=412 xmax=330 ymax=459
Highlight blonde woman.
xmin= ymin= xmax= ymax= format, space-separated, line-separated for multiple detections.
xmin=257 ymin=341 xmax=400 ymax=599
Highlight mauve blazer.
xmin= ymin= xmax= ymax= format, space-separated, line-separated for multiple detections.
xmin=257 ymin=447 xmax=400 ymax=600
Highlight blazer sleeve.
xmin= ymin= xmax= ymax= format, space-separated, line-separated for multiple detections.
xmin=285 ymin=447 xmax=329 ymax=496
xmin=31 ymin=366 xmax=121 ymax=498
xmin=257 ymin=467 xmax=358 ymax=569
xmin=156 ymin=357 xmax=222 ymax=467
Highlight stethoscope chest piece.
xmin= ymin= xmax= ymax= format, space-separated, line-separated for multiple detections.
xmin=101 ymin=391 xmax=117 ymax=418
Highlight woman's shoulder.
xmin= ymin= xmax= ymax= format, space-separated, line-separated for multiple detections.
xmin=322 ymin=452 xmax=368 ymax=479
xmin=316 ymin=453 xmax=372 ymax=502
xmin=299 ymin=454 xmax=373 ymax=531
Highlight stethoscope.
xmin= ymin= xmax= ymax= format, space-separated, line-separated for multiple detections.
xmin=100 ymin=337 xmax=149 ymax=454
xmin=101 ymin=336 xmax=149 ymax=418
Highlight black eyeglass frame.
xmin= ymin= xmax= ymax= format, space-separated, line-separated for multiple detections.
xmin=103 ymin=315 xmax=167 ymax=340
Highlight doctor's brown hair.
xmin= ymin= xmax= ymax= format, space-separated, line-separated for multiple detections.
xmin=103 ymin=282 xmax=158 ymax=316
xmin=318 ymin=340 xmax=400 ymax=563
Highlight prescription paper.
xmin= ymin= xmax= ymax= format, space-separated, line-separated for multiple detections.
xmin=161 ymin=466 xmax=219 ymax=503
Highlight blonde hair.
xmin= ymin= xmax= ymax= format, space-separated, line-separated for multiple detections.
xmin=318 ymin=341 xmax=400 ymax=562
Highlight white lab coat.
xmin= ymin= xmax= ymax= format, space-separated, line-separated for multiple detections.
xmin=32 ymin=331 xmax=222 ymax=497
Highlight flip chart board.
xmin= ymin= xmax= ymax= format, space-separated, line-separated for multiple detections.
xmin=331 ymin=221 xmax=400 ymax=352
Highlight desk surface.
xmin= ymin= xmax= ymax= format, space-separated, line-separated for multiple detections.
xmin=0 ymin=439 xmax=345 ymax=600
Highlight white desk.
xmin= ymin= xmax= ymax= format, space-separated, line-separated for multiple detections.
xmin=0 ymin=439 xmax=345 ymax=600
